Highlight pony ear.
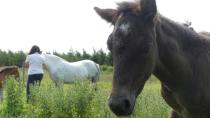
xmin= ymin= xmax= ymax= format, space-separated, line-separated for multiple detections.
xmin=94 ymin=7 xmax=118 ymax=24
xmin=140 ymin=0 xmax=157 ymax=22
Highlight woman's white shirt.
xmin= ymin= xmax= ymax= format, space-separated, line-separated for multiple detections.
xmin=25 ymin=53 xmax=45 ymax=75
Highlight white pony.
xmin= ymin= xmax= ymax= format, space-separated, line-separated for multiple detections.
xmin=42 ymin=54 xmax=100 ymax=84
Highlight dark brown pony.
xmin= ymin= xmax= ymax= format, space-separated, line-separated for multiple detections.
xmin=94 ymin=0 xmax=210 ymax=117
xmin=0 ymin=66 xmax=20 ymax=101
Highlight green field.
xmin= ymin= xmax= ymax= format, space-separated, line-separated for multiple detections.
xmin=0 ymin=70 xmax=171 ymax=118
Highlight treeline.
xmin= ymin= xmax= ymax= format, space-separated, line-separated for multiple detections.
xmin=0 ymin=49 xmax=112 ymax=67
xmin=52 ymin=49 xmax=112 ymax=65
xmin=0 ymin=50 xmax=25 ymax=67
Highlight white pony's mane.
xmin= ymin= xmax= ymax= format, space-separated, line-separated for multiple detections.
xmin=43 ymin=53 xmax=67 ymax=63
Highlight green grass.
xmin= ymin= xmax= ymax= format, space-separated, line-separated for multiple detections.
xmin=0 ymin=70 xmax=171 ymax=118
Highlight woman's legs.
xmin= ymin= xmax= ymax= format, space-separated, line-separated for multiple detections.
xmin=26 ymin=74 xmax=43 ymax=102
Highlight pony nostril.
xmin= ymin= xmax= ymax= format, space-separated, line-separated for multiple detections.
xmin=123 ymin=99 xmax=131 ymax=109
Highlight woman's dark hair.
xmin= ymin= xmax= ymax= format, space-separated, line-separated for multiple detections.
xmin=29 ymin=45 xmax=42 ymax=55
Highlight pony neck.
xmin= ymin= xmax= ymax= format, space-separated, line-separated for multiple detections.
xmin=43 ymin=54 xmax=55 ymax=69
xmin=44 ymin=54 xmax=68 ymax=69
xmin=153 ymin=15 xmax=207 ymax=89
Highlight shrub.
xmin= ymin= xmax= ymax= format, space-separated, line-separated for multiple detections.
xmin=25 ymin=80 xmax=96 ymax=118
xmin=100 ymin=65 xmax=113 ymax=73
xmin=2 ymin=77 xmax=24 ymax=117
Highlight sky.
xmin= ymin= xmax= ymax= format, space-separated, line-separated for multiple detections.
xmin=0 ymin=0 xmax=210 ymax=54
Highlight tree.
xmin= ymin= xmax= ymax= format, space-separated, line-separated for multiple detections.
xmin=0 ymin=49 xmax=113 ymax=67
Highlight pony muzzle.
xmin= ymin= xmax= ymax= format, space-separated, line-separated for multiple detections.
xmin=108 ymin=95 xmax=135 ymax=116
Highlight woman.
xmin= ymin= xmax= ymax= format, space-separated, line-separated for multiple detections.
xmin=25 ymin=45 xmax=47 ymax=101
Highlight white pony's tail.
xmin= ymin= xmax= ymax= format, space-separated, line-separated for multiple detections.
xmin=94 ymin=63 xmax=100 ymax=81
xmin=92 ymin=63 xmax=100 ymax=91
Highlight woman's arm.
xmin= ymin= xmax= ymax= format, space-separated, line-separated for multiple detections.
xmin=25 ymin=55 xmax=29 ymax=68
xmin=25 ymin=62 xmax=29 ymax=68
xmin=43 ymin=64 xmax=48 ymax=70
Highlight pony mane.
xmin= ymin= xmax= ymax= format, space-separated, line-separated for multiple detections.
xmin=116 ymin=1 xmax=200 ymax=41
xmin=43 ymin=54 xmax=67 ymax=63
xmin=158 ymin=15 xmax=199 ymax=39
xmin=117 ymin=1 xmax=141 ymax=15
